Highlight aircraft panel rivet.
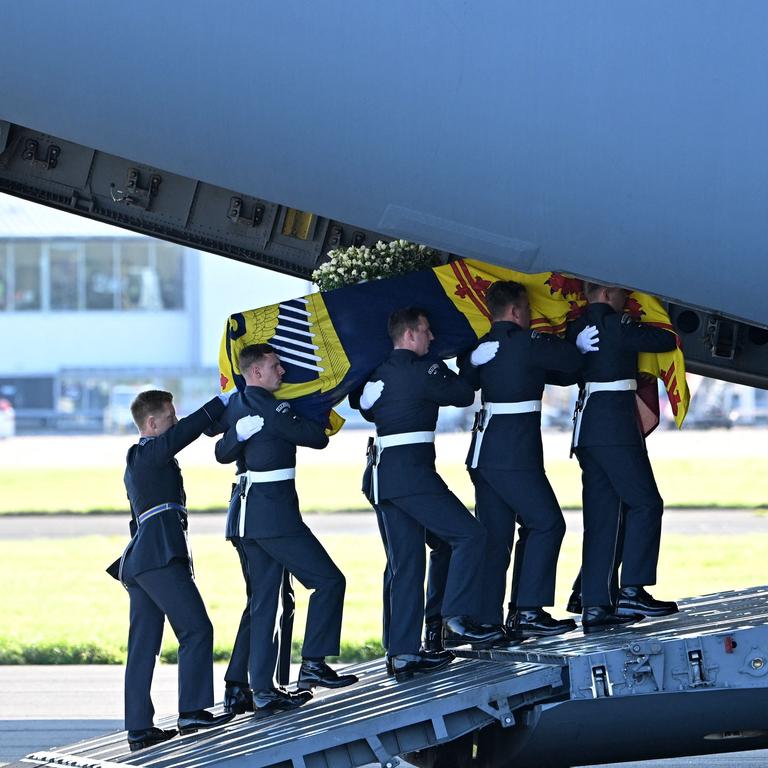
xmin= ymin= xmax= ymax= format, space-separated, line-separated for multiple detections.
xmin=750 ymin=658 xmax=764 ymax=669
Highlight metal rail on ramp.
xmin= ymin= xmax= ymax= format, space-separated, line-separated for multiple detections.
xmin=16 ymin=658 xmax=564 ymax=768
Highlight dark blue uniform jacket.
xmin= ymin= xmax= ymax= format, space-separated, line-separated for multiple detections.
xmin=459 ymin=321 xmax=583 ymax=470
xmin=567 ymin=303 xmax=677 ymax=446
xmin=121 ymin=397 xmax=225 ymax=581
xmin=206 ymin=392 xmax=248 ymax=540
xmin=215 ymin=386 xmax=328 ymax=538
xmin=361 ymin=349 xmax=474 ymax=500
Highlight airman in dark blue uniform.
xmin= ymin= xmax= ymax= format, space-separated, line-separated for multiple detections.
xmin=119 ymin=389 xmax=234 ymax=751
xmin=215 ymin=344 xmax=357 ymax=714
xmin=206 ymin=391 xmax=295 ymax=715
xmin=567 ymin=283 xmax=680 ymax=632
xmin=353 ymin=390 xmax=451 ymax=657
xmin=359 ymin=307 xmax=505 ymax=681
xmin=459 ymin=281 xmax=597 ymax=639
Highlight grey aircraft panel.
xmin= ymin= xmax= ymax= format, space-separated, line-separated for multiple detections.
xmin=2 ymin=2 xmax=768 ymax=325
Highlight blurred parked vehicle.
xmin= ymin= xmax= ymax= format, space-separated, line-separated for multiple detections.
xmin=0 ymin=398 xmax=15 ymax=438
xmin=104 ymin=384 xmax=154 ymax=434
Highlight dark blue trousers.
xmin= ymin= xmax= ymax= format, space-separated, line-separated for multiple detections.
xmin=240 ymin=524 xmax=345 ymax=691
xmin=576 ymin=445 xmax=663 ymax=607
xmin=570 ymin=502 xmax=627 ymax=604
xmin=378 ymin=491 xmax=486 ymax=655
xmin=224 ymin=539 xmax=295 ymax=687
xmin=125 ymin=560 xmax=213 ymax=731
xmin=472 ymin=468 xmax=566 ymax=623
xmin=373 ymin=503 xmax=449 ymax=650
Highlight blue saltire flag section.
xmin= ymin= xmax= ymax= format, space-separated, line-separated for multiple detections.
xmin=219 ymin=259 xmax=690 ymax=433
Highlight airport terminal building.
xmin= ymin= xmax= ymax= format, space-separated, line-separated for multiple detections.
xmin=0 ymin=194 xmax=305 ymax=432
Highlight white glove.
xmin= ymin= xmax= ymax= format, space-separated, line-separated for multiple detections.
xmin=360 ymin=380 xmax=384 ymax=410
xmin=470 ymin=341 xmax=499 ymax=366
xmin=217 ymin=388 xmax=237 ymax=406
xmin=236 ymin=414 xmax=264 ymax=441
xmin=576 ymin=325 xmax=600 ymax=353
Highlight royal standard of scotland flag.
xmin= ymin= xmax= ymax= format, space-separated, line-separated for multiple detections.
xmin=219 ymin=259 xmax=690 ymax=431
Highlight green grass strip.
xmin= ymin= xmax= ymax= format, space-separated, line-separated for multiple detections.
xmin=1 ymin=532 xmax=766 ymax=664
xmin=0 ymin=457 xmax=766 ymax=514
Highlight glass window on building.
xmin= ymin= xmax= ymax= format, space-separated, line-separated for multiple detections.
xmin=85 ymin=242 xmax=117 ymax=309
xmin=50 ymin=244 xmax=80 ymax=310
xmin=120 ymin=241 xmax=161 ymax=310
xmin=13 ymin=243 xmax=42 ymax=311
xmin=0 ymin=245 xmax=7 ymax=310
xmin=155 ymin=242 xmax=185 ymax=309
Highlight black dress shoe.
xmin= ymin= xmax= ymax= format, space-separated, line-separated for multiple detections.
xmin=386 ymin=649 xmax=452 ymax=677
xmin=391 ymin=651 xmax=453 ymax=682
xmin=127 ymin=726 xmax=177 ymax=752
xmin=509 ymin=608 xmax=577 ymax=639
xmin=423 ymin=616 xmax=444 ymax=652
xmin=566 ymin=590 xmax=582 ymax=614
xmin=177 ymin=709 xmax=234 ymax=735
xmin=582 ymin=605 xmax=643 ymax=634
xmin=224 ymin=683 xmax=254 ymax=714
xmin=616 ymin=586 xmax=679 ymax=617
xmin=297 ymin=659 xmax=358 ymax=690
xmin=252 ymin=687 xmax=307 ymax=716
xmin=442 ymin=616 xmax=507 ymax=649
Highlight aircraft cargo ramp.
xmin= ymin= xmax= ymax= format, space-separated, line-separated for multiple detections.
xmin=13 ymin=587 xmax=768 ymax=768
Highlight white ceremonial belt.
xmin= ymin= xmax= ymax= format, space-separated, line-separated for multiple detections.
xmin=237 ymin=468 xmax=296 ymax=537
xmin=572 ymin=378 xmax=637 ymax=450
xmin=372 ymin=431 xmax=435 ymax=503
xmin=374 ymin=431 xmax=435 ymax=450
xmin=238 ymin=468 xmax=296 ymax=484
xmin=469 ymin=400 xmax=542 ymax=469
xmin=584 ymin=379 xmax=637 ymax=395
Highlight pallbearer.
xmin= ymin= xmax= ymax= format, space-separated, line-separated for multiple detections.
xmin=215 ymin=344 xmax=357 ymax=715
xmin=460 ymin=281 xmax=597 ymax=638
xmin=359 ymin=307 xmax=505 ymax=681
xmin=568 ymin=283 xmax=679 ymax=632
xmin=118 ymin=389 xmax=234 ymax=751
xmin=205 ymin=391 xmax=296 ymax=716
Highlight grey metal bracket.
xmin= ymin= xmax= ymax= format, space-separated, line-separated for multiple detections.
xmin=110 ymin=167 xmax=161 ymax=210
xmin=477 ymin=696 xmax=516 ymax=728
xmin=624 ymin=639 xmax=665 ymax=690
xmin=228 ymin=196 xmax=265 ymax=226
xmin=673 ymin=639 xmax=718 ymax=689
xmin=22 ymin=138 xmax=60 ymax=169
xmin=590 ymin=664 xmax=613 ymax=698
xmin=365 ymin=734 xmax=401 ymax=768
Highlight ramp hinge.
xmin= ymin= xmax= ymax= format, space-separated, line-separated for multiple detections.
xmin=110 ymin=168 xmax=161 ymax=210
xmin=22 ymin=138 xmax=60 ymax=170
xmin=624 ymin=640 xmax=664 ymax=689
xmin=228 ymin=196 xmax=265 ymax=226
xmin=365 ymin=734 xmax=400 ymax=768
xmin=591 ymin=665 xmax=613 ymax=698
xmin=686 ymin=649 xmax=715 ymax=687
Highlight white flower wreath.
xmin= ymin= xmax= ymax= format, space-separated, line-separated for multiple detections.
xmin=312 ymin=239 xmax=438 ymax=291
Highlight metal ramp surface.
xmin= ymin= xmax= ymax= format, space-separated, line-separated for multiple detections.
xmin=456 ymin=585 xmax=768 ymax=700
xmin=15 ymin=657 xmax=564 ymax=768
